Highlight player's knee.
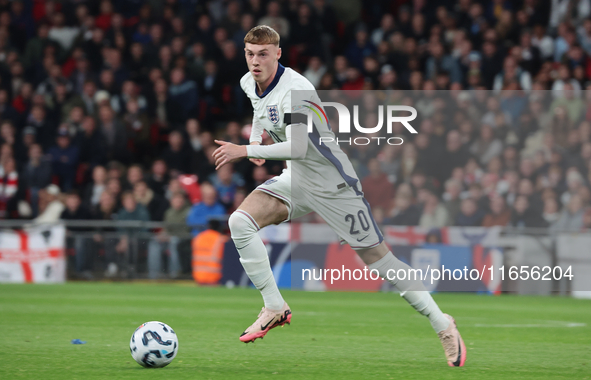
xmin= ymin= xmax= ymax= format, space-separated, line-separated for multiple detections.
xmin=228 ymin=211 xmax=259 ymax=240
xmin=228 ymin=212 xmax=246 ymax=237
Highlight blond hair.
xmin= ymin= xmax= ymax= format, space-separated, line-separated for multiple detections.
xmin=244 ymin=25 xmax=280 ymax=46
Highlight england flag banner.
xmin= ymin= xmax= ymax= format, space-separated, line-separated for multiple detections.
xmin=0 ymin=225 xmax=66 ymax=283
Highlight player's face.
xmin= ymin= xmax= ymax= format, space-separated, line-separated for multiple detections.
xmin=244 ymin=43 xmax=281 ymax=83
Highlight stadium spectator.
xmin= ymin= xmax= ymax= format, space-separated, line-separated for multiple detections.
xmin=223 ymin=121 xmax=248 ymax=146
xmin=21 ymin=144 xmax=52 ymax=216
xmin=111 ymin=80 xmax=147 ymax=115
xmin=198 ymin=60 xmax=223 ymax=120
xmin=105 ymin=49 xmax=129 ymax=90
xmin=455 ymin=198 xmax=485 ymax=226
xmin=76 ymin=81 xmax=98 ymax=117
xmin=385 ymin=191 xmax=421 ymax=226
xmin=289 ymin=3 xmax=322 ymax=63
xmin=510 ymin=195 xmax=548 ymax=228
xmin=105 ymin=177 xmax=122 ymax=205
xmin=426 ymin=41 xmax=462 ymax=84
xmin=149 ymin=78 xmax=171 ymax=128
xmin=550 ymin=88 xmax=584 ymax=131
xmin=191 ymin=219 xmax=228 ymax=285
xmin=419 ymin=188 xmax=450 ymax=229
xmin=37 ymin=63 xmax=71 ymax=98
xmin=194 ymin=141 xmax=217 ymax=181
xmin=0 ymin=122 xmax=23 ymax=162
xmin=47 ymin=128 xmax=79 ymax=191
xmin=108 ymin=191 xmax=150 ymax=277
xmin=0 ymin=89 xmax=18 ymax=125
xmin=303 ymin=57 xmax=327 ymax=88
xmin=467 ymin=182 xmax=491 ymax=215
xmin=122 ymin=99 xmax=151 ymax=164
xmin=48 ymin=12 xmax=79 ymax=52
xmin=147 ymin=159 xmax=169 ymax=197
xmin=166 ymin=177 xmax=187 ymax=202
xmin=219 ymin=40 xmax=245 ymax=87
xmin=162 ymin=130 xmax=191 ymax=175
xmin=361 ymin=158 xmax=395 ymax=213
xmin=446 ymin=130 xmax=470 ymax=174
xmin=250 ymin=165 xmax=270 ymax=191
xmin=345 ymin=26 xmax=376 ymax=70
xmin=542 ymin=197 xmax=561 ymax=225
xmin=502 ymin=145 xmax=520 ymax=172
xmin=482 ymin=194 xmax=512 ymax=227
xmin=210 ymin=164 xmax=244 ymax=210
xmin=481 ymin=95 xmax=511 ymax=130
xmin=26 ymin=105 xmax=54 ymax=150
xmin=168 ymin=67 xmax=198 ymax=128
xmin=551 ymin=194 xmax=586 ymax=232
xmin=97 ymin=105 xmax=128 ymax=164
xmin=91 ymin=191 xmax=116 ymax=221
xmin=551 ymin=64 xmax=582 ymax=99
xmin=148 ymin=191 xmax=190 ymax=279
xmin=60 ymin=191 xmax=92 ymax=277
xmin=61 ymin=105 xmax=84 ymax=137
xmin=442 ymin=179 xmax=463 ymax=222
xmin=23 ymin=23 xmax=51 ymax=69
xmin=185 ymin=119 xmax=203 ymax=152
xmin=70 ymin=56 xmax=95 ymax=96
xmin=0 ymin=157 xmax=18 ymax=218
xmin=21 ymin=128 xmax=37 ymax=155
xmin=83 ymin=165 xmax=107 ymax=210
xmin=229 ymin=187 xmax=248 ymax=214
xmin=124 ymin=165 xmax=144 ymax=191
xmin=0 ymin=144 xmax=14 ymax=168
xmin=561 ymin=169 xmax=586 ymax=206
xmin=232 ymin=13 xmax=255 ymax=49
xmin=258 ymin=1 xmax=289 ymax=39
xmin=186 ymin=182 xmax=226 ymax=236
xmin=133 ymin=180 xmax=167 ymax=222
xmin=470 ymin=124 xmax=503 ymax=165
xmin=493 ymin=56 xmax=532 ymax=93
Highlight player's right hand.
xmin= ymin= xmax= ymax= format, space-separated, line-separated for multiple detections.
xmin=249 ymin=158 xmax=265 ymax=166
xmin=249 ymin=142 xmax=265 ymax=166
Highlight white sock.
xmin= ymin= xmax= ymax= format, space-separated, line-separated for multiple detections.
xmin=228 ymin=210 xmax=285 ymax=311
xmin=368 ymin=251 xmax=450 ymax=333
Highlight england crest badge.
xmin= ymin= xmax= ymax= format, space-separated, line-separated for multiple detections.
xmin=267 ymin=105 xmax=280 ymax=124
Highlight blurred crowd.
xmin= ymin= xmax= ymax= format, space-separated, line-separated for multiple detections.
xmin=0 ymin=0 xmax=590 ymax=233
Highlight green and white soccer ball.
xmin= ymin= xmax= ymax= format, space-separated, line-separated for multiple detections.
xmin=130 ymin=321 xmax=178 ymax=368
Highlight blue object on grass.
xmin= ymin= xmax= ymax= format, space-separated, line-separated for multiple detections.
xmin=71 ymin=339 xmax=87 ymax=344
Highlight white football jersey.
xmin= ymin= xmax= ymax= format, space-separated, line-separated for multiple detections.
xmin=240 ymin=64 xmax=361 ymax=195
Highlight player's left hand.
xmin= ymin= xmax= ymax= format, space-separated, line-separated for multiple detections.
xmin=213 ymin=140 xmax=248 ymax=170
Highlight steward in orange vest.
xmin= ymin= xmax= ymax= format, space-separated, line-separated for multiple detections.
xmin=192 ymin=220 xmax=228 ymax=284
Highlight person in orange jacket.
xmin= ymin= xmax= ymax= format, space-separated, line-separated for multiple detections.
xmin=192 ymin=219 xmax=228 ymax=284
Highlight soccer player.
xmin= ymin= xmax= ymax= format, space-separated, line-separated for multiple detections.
xmin=213 ymin=25 xmax=466 ymax=367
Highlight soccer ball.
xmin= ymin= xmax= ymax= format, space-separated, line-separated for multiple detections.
xmin=130 ymin=321 xmax=178 ymax=368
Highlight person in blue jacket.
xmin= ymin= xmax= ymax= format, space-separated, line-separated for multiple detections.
xmin=186 ymin=182 xmax=226 ymax=236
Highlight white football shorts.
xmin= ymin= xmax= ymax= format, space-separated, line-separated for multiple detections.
xmin=255 ymin=169 xmax=384 ymax=249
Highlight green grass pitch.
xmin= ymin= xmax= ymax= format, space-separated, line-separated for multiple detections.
xmin=1 ymin=283 xmax=590 ymax=380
